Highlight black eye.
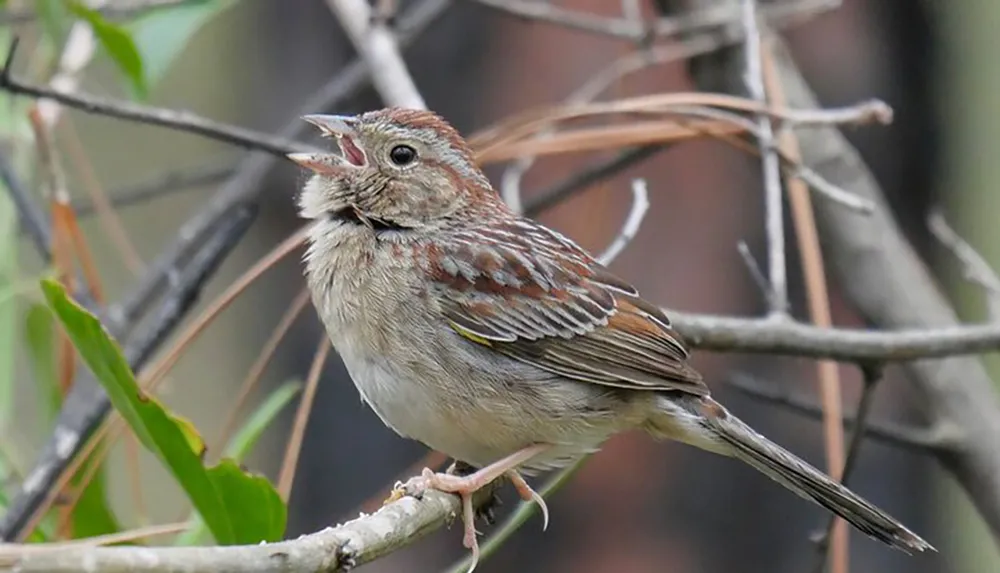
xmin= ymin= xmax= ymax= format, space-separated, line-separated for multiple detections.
xmin=389 ymin=144 xmax=417 ymax=166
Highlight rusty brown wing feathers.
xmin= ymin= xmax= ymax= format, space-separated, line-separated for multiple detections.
xmin=425 ymin=218 xmax=707 ymax=396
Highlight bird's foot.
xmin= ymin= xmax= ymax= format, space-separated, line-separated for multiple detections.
xmin=396 ymin=444 xmax=550 ymax=573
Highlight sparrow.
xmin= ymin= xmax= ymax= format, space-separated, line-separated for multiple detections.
xmin=288 ymin=107 xmax=932 ymax=570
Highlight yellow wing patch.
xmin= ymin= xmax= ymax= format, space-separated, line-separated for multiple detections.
xmin=447 ymin=320 xmax=493 ymax=346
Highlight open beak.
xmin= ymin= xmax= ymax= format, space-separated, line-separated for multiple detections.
xmin=300 ymin=114 xmax=367 ymax=167
xmin=286 ymin=152 xmax=348 ymax=176
xmin=301 ymin=114 xmax=358 ymax=138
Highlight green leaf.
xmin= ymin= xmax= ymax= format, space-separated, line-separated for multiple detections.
xmin=25 ymin=303 xmax=61 ymax=423
xmin=128 ymin=0 xmax=237 ymax=88
xmin=65 ymin=0 xmax=147 ymax=99
xmin=222 ymin=381 xmax=300 ymax=460
xmin=41 ymin=279 xmax=286 ymax=545
xmin=176 ymin=381 xmax=299 ymax=546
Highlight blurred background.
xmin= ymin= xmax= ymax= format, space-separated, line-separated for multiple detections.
xmin=3 ymin=0 xmax=999 ymax=572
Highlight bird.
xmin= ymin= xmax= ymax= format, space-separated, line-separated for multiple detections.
xmin=287 ymin=107 xmax=933 ymax=570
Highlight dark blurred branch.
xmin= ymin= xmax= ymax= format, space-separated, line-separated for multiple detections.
xmin=0 ymin=0 xmax=453 ymax=543
xmin=0 ymin=40 xmax=312 ymax=157
xmin=728 ymin=374 xmax=947 ymax=453
xmin=468 ymin=0 xmax=838 ymax=42
xmin=70 ymin=163 xmax=235 ymax=216
xmin=0 ymin=149 xmax=51 ymax=258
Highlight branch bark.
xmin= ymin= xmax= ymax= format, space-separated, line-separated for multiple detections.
xmin=0 ymin=491 xmax=466 ymax=573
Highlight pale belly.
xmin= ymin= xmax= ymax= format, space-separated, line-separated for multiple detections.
xmin=330 ymin=323 xmax=643 ymax=475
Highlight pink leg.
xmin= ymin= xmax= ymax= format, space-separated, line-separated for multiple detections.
xmin=507 ymin=471 xmax=549 ymax=531
xmin=401 ymin=444 xmax=550 ymax=573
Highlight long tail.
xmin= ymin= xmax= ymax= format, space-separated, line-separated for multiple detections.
xmin=651 ymin=396 xmax=934 ymax=553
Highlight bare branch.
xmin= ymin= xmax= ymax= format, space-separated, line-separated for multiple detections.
xmin=0 ymin=40 xmax=312 ymax=157
xmin=736 ymin=240 xmax=772 ymax=304
xmin=0 ymin=148 xmax=51 ymax=259
xmin=929 ymin=208 xmax=1000 ymax=322
xmin=812 ymin=365 xmax=882 ymax=570
xmin=0 ymin=490 xmax=473 ymax=573
xmin=597 ymin=178 xmax=650 ymax=265
xmin=670 ymin=310 xmax=1000 ymax=361
xmin=740 ymin=0 xmax=787 ymax=316
xmin=468 ymin=0 xmax=839 ymax=42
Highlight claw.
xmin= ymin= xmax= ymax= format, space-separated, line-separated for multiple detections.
xmin=461 ymin=492 xmax=481 ymax=573
xmin=383 ymin=482 xmax=406 ymax=506
xmin=507 ymin=471 xmax=549 ymax=531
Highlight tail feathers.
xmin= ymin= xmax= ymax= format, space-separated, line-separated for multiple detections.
xmin=701 ymin=401 xmax=934 ymax=553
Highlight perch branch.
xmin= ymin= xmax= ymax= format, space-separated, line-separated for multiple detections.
xmin=0 ymin=490 xmax=473 ymax=573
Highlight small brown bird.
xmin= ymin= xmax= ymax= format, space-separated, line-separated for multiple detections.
xmin=289 ymin=107 xmax=932 ymax=569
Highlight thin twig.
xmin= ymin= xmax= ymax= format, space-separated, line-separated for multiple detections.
xmin=524 ymin=145 xmax=663 ymax=216
xmin=138 ymin=226 xmax=308 ymax=392
xmin=212 ymin=288 xmax=312 ymax=456
xmin=812 ymin=365 xmax=883 ymax=572
xmin=0 ymin=0 xmax=199 ymax=25
xmin=761 ymin=37 xmax=846 ymax=572
xmin=728 ymin=374 xmax=946 ymax=453
xmin=2 ymin=522 xmax=189 ymax=553
xmin=929 ymin=208 xmax=1000 ymax=322
xmin=0 ymin=40 xmax=312 ymax=157
xmin=736 ymin=240 xmax=771 ymax=305
xmin=740 ymin=0 xmax=787 ymax=317
xmin=468 ymin=0 xmax=838 ymax=42
xmin=596 ymin=178 xmax=649 ymax=265
xmin=277 ymin=339 xmax=331 ymax=500
xmin=60 ymin=120 xmax=145 ymax=272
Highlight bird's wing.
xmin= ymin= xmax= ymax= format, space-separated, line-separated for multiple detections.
xmin=423 ymin=218 xmax=708 ymax=396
